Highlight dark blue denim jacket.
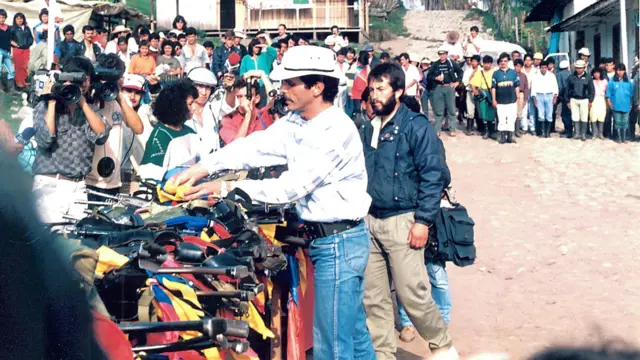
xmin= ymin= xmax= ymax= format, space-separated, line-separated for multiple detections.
xmin=360 ymin=104 xmax=450 ymax=226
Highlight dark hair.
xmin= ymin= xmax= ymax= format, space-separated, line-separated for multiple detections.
xmin=63 ymin=24 xmax=75 ymax=35
xmin=185 ymin=27 xmax=197 ymax=36
xmin=401 ymin=95 xmax=420 ymax=112
xmin=82 ymin=25 xmax=94 ymax=34
xmin=96 ymin=53 xmax=126 ymax=76
xmin=149 ymin=32 xmax=160 ymax=41
xmin=203 ymin=40 xmax=214 ymax=49
xmin=361 ymin=86 xmax=370 ymax=102
xmin=177 ymin=33 xmax=186 ymax=40
xmin=299 ymin=75 xmax=339 ymax=103
xmin=614 ymin=63 xmax=629 ymax=82
xmin=482 ymin=55 xmax=493 ymax=64
xmin=331 ymin=25 xmax=339 ymax=32
xmin=540 ymin=60 xmax=549 ymax=67
xmin=337 ymin=47 xmax=348 ymax=56
xmin=117 ymin=37 xmax=128 ymax=45
xmin=547 ymin=57 xmax=555 ymax=64
xmin=224 ymin=30 xmax=234 ymax=39
xmin=513 ymin=58 xmax=524 ymax=67
xmin=358 ymin=51 xmax=369 ymax=67
xmin=368 ymin=63 xmax=406 ymax=92
xmin=138 ymin=40 xmax=150 ymax=49
xmin=153 ymin=80 xmax=198 ymax=126
xmin=591 ymin=67 xmax=605 ymax=79
xmin=524 ymin=53 xmax=533 ymax=61
xmin=248 ymin=38 xmax=261 ymax=56
xmin=346 ymin=47 xmax=356 ymax=56
xmin=12 ymin=12 xmax=27 ymax=27
xmin=161 ymin=39 xmax=175 ymax=56
xmin=0 ymin=9 xmax=7 ymax=18
xmin=62 ymin=56 xmax=94 ymax=77
xmin=39 ymin=30 xmax=48 ymax=41
xmin=174 ymin=42 xmax=182 ymax=50
xmin=470 ymin=26 xmax=479 ymax=32
xmin=39 ymin=8 xmax=48 ymax=21
xmin=471 ymin=55 xmax=481 ymax=62
xmin=277 ymin=39 xmax=288 ymax=50
xmin=256 ymin=30 xmax=266 ymax=36
xmin=278 ymin=23 xmax=287 ymax=29
xmin=498 ymin=52 xmax=510 ymax=62
xmin=511 ymin=50 xmax=520 ymax=56
xmin=605 ymin=57 xmax=615 ymax=64
xmin=380 ymin=52 xmax=390 ymax=60
xmin=400 ymin=52 xmax=410 ymax=61
xmin=172 ymin=15 xmax=187 ymax=29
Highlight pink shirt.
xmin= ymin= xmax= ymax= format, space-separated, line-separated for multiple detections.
xmin=594 ymin=79 xmax=608 ymax=97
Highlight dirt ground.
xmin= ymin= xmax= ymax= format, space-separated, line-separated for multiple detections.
xmin=397 ymin=130 xmax=640 ymax=359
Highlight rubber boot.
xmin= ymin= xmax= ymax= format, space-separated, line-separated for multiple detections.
xmin=597 ymin=123 xmax=604 ymax=140
xmin=572 ymin=122 xmax=580 ymax=139
xmin=580 ymin=122 xmax=587 ymax=141
xmin=499 ymin=131 xmax=506 ymax=144
xmin=508 ymin=131 xmax=516 ymax=144
xmin=515 ymin=120 xmax=521 ymax=137
xmin=5 ymin=78 xmax=20 ymax=96
xmin=618 ymin=129 xmax=626 ymax=143
xmin=482 ymin=122 xmax=490 ymax=139
xmin=545 ymin=122 xmax=551 ymax=138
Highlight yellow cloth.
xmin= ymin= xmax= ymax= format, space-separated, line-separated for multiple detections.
xmin=296 ymin=248 xmax=308 ymax=296
xmin=258 ymin=222 xmax=287 ymax=246
xmin=95 ymin=246 xmax=129 ymax=276
xmin=157 ymin=183 xmax=191 ymax=203
xmin=200 ymin=230 xmax=220 ymax=242
xmin=242 ymin=302 xmax=275 ymax=340
xmin=470 ymin=68 xmax=495 ymax=90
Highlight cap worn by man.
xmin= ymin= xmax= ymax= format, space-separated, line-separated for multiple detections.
xmin=437 ymin=45 xmax=449 ymax=54
xmin=111 ymin=25 xmax=130 ymax=34
xmin=364 ymin=44 xmax=374 ymax=52
xmin=578 ymin=47 xmax=591 ymax=56
xmin=188 ymin=67 xmax=218 ymax=87
xmin=559 ymin=60 xmax=570 ymax=69
xmin=574 ymin=59 xmax=586 ymax=68
xmin=233 ymin=28 xmax=247 ymax=39
xmin=122 ymin=74 xmax=145 ymax=92
xmin=533 ymin=52 xmax=543 ymax=60
xmin=421 ymin=56 xmax=431 ymax=64
xmin=464 ymin=51 xmax=474 ymax=58
xmin=270 ymin=45 xmax=341 ymax=81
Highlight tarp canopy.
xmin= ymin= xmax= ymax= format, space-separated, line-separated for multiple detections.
xmin=246 ymin=0 xmax=314 ymax=10
xmin=0 ymin=0 xmax=150 ymax=41
xmin=480 ymin=40 xmax=526 ymax=57
xmin=547 ymin=0 xmax=618 ymax=32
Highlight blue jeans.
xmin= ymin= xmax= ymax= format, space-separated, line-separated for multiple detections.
xmin=0 ymin=49 xmax=15 ymax=80
xmin=309 ymin=221 xmax=375 ymax=360
xmin=535 ymin=93 xmax=554 ymax=122
xmin=526 ymin=96 xmax=537 ymax=131
xmin=397 ymin=260 xmax=451 ymax=325
xmin=613 ymin=111 xmax=630 ymax=130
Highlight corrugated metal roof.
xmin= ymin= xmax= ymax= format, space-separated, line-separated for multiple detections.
xmin=547 ymin=0 xmax=618 ymax=32
xmin=525 ymin=0 xmax=572 ymax=23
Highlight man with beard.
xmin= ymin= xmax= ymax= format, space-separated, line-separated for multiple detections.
xmin=169 ymin=46 xmax=376 ymax=359
xmin=360 ymin=62 xmax=457 ymax=360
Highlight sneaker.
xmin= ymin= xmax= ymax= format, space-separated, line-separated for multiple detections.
xmin=399 ymin=326 xmax=417 ymax=342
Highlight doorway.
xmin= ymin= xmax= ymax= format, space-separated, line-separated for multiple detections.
xmin=220 ymin=0 xmax=236 ymax=30
xmin=613 ymin=23 xmax=621 ymax=65
xmin=594 ymin=33 xmax=601 ymax=65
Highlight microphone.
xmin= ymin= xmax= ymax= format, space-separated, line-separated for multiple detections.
xmin=15 ymin=127 xmax=35 ymax=146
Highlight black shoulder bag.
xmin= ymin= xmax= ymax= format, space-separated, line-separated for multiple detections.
xmin=426 ymin=192 xmax=476 ymax=267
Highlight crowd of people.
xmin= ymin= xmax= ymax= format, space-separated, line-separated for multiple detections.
xmin=0 ymin=5 xmax=638 ymax=359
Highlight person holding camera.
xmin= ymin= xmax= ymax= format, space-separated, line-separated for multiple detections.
xmin=219 ymin=70 xmax=276 ymax=145
xmin=85 ymin=54 xmax=143 ymax=202
xmin=31 ymin=56 xmax=111 ymax=224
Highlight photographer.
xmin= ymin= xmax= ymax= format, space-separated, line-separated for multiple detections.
xmin=220 ymin=70 xmax=276 ymax=145
xmin=31 ymin=56 xmax=110 ymax=224
xmin=85 ymin=54 xmax=143 ymax=202
xmin=186 ymin=67 xmax=223 ymax=155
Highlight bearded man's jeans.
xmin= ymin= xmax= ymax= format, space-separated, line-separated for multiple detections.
xmin=309 ymin=221 xmax=375 ymax=360
xmin=397 ymin=260 xmax=451 ymax=326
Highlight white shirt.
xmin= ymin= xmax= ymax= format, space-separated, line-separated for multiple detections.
xmin=201 ymin=106 xmax=371 ymax=222
xmin=462 ymin=34 xmax=483 ymax=55
xmin=182 ymin=43 xmax=209 ymax=74
xmin=105 ymin=39 xmax=118 ymax=54
xmin=531 ymin=71 xmax=559 ymax=96
xmin=403 ymin=64 xmax=421 ymax=96
xmin=462 ymin=66 xmax=478 ymax=90
xmin=186 ymin=103 xmax=221 ymax=156
xmin=324 ymin=34 xmax=349 ymax=52
xmin=86 ymin=101 xmax=125 ymax=189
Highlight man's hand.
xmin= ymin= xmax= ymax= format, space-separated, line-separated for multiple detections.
xmin=239 ymin=97 xmax=253 ymax=116
xmin=607 ymin=100 xmax=613 ymax=109
xmin=0 ymin=120 xmax=19 ymax=153
xmin=42 ymin=80 xmax=54 ymax=95
xmin=449 ymin=82 xmax=459 ymax=89
xmin=637 ymin=105 xmax=640 ymax=111
xmin=408 ymin=223 xmax=430 ymax=249
xmin=243 ymin=70 xmax=265 ymax=80
xmin=168 ymin=163 xmax=210 ymax=188
xmin=553 ymin=97 xmax=557 ymax=105
xmin=588 ymin=102 xmax=593 ymax=109
xmin=183 ymin=180 xmax=223 ymax=201
xmin=146 ymin=75 xmax=160 ymax=86
xmin=567 ymin=102 xmax=571 ymax=109
xmin=436 ymin=74 xmax=444 ymax=82
xmin=492 ymin=100 xmax=498 ymax=108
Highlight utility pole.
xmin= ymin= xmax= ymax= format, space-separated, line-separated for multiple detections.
xmin=46 ymin=0 xmax=56 ymax=69
xmin=620 ymin=0 xmax=629 ymax=68
xmin=515 ymin=16 xmax=519 ymax=42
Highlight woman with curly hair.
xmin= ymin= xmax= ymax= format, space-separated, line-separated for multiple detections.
xmin=140 ymin=80 xmax=199 ymax=180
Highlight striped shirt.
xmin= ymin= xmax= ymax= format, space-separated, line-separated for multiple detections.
xmin=201 ymin=106 xmax=371 ymax=222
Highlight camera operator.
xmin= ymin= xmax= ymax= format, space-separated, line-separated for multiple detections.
xmin=85 ymin=54 xmax=143 ymax=203
xmin=31 ymin=56 xmax=110 ymax=224
xmin=219 ymin=70 xmax=277 ymax=145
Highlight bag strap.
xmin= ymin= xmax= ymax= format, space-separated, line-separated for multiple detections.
xmin=137 ymin=287 xmax=157 ymax=322
xmin=480 ymin=70 xmax=491 ymax=90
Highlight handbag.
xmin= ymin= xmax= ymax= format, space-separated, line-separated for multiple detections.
xmin=426 ymin=194 xmax=476 ymax=267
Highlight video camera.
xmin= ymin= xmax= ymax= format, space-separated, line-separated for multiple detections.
xmin=268 ymin=94 xmax=288 ymax=118
xmin=90 ymin=67 xmax=122 ymax=103
xmin=31 ymin=70 xmax=87 ymax=105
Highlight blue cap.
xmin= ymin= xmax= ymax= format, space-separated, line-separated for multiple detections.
xmin=364 ymin=45 xmax=374 ymax=51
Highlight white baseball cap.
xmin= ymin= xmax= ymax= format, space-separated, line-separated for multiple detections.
xmin=578 ymin=47 xmax=591 ymax=56
xmin=574 ymin=59 xmax=587 ymax=68
xmin=122 ymin=74 xmax=145 ymax=92
xmin=270 ymin=45 xmax=340 ymax=81
xmin=559 ymin=60 xmax=570 ymax=69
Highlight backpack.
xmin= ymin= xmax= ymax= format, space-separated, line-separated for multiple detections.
xmin=426 ymin=201 xmax=476 ymax=267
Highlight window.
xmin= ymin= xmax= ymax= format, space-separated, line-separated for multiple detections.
xmin=594 ymin=33 xmax=601 ymax=65
xmin=612 ymin=23 xmax=620 ymax=65
xmin=575 ymin=30 xmax=585 ymax=50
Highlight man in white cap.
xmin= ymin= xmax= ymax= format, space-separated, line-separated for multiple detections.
xmin=555 ymin=59 xmax=572 ymax=136
xmin=170 ymin=46 xmax=376 ymax=359
xmin=566 ymin=59 xmax=595 ymax=140
xmin=578 ymin=47 xmax=594 ymax=73
xmin=104 ymin=25 xmax=130 ymax=55
xmin=427 ymin=45 xmax=463 ymax=136
xmin=232 ymin=28 xmax=248 ymax=58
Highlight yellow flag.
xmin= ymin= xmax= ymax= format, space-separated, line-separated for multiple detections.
xmin=242 ymin=302 xmax=275 ymax=340
xmin=95 ymin=246 xmax=129 ymax=276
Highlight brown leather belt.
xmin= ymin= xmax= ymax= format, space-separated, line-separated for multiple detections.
xmin=303 ymin=220 xmax=362 ymax=240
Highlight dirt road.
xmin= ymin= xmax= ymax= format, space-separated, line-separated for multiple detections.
xmin=398 ymin=132 xmax=640 ymax=359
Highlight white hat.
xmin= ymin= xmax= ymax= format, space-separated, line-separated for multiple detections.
xmin=233 ymin=28 xmax=247 ymax=39
xmin=421 ymin=56 xmax=431 ymax=64
xmin=270 ymin=46 xmax=340 ymax=81
xmin=559 ymin=60 xmax=570 ymax=69
xmin=464 ymin=51 xmax=474 ymax=58
xmin=122 ymin=74 xmax=145 ymax=92
xmin=111 ymin=25 xmax=131 ymax=34
xmin=188 ymin=67 xmax=217 ymax=87
xmin=578 ymin=47 xmax=591 ymax=56
xmin=437 ymin=45 xmax=449 ymax=54
xmin=574 ymin=59 xmax=587 ymax=68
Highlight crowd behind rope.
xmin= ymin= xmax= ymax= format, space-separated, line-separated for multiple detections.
xmin=0 ymin=7 xmax=637 ymax=359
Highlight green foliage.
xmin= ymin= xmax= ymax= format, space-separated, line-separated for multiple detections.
xmin=370 ymin=4 xmax=408 ymax=37
xmin=466 ymin=6 xmax=548 ymax=52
